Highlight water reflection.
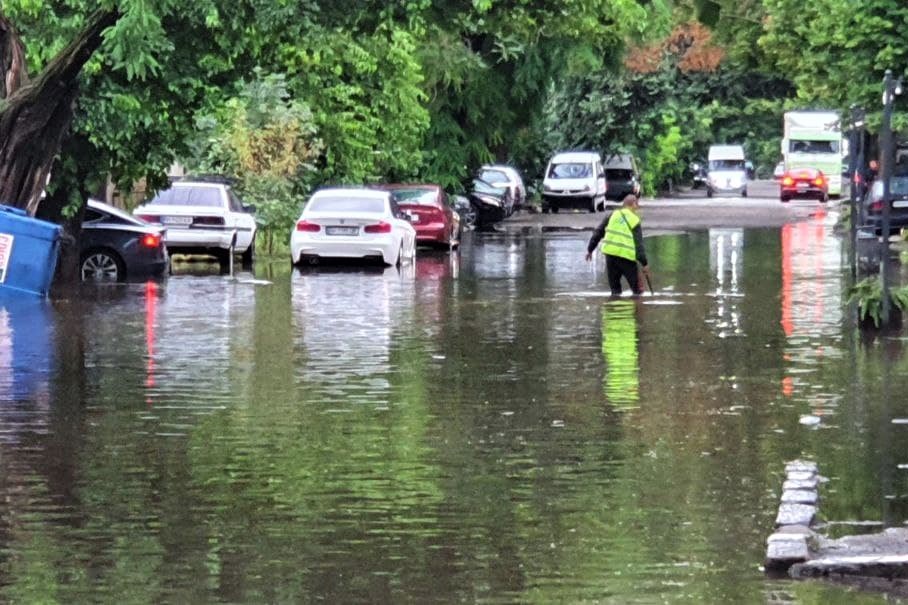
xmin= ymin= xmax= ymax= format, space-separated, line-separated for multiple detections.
xmin=601 ymin=300 xmax=639 ymax=408
xmin=0 ymin=295 xmax=54 ymax=441
xmin=708 ymin=228 xmax=743 ymax=337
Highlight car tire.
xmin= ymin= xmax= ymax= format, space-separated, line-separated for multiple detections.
xmin=706 ymin=188 xmax=713 ymax=199
xmin=820 ymin=194 xmax=829 ymax=203
xmin=741 ymin=187 xmax=747 ymax=198
xmin=241 ymin=238 xmax=255 ymax=269
xmin=217 ymin=248 xmax=232 ymax=273
xmin=551 ymin=204 xmax=559 ymax=214
xmin=81 ymin=248 xmax=126 ymax=282
xmin=589 ymin=198 xmax=597 ymax=213
xmin=780 ymin=196 xmax=790 ymax=203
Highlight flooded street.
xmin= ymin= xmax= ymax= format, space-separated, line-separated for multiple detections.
xmin=2 ymin=208 xmax=907 ymax=603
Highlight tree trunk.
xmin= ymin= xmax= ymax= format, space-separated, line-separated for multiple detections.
xmin=0 ymin=15 xmax=28 ymax=98
xmin=0 ymin=9 xmax=118 ymax=214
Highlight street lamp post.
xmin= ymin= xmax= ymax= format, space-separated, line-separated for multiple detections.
xmin=849 ymin=105 xmax=865 ymax=278
xmin=879 ymin=70 xmax=902 ymax=324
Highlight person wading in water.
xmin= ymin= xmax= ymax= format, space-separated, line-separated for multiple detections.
xmin=585 ymin=194 xmax=651 ymax=296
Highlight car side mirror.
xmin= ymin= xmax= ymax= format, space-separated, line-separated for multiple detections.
xmin=243 ymin=204 xmax=256 ymax=213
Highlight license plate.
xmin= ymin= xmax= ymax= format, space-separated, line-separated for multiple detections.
xmin=326 ymin=226 xmax=359 ymax=236
xmin=796 ymin=183 xmax=808 ymax=191
xmin=162 ymin=215 xmax=193 ymax=226
xmin=894 ymin=200 xmax=908 ymax=208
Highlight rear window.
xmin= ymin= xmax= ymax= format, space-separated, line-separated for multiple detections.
xmin=606 ymin=169 xmax=635 ymax=180
xmin=392 ymin=189 xmax=438 ymax=206
xmin=478 ymin=169 xmax=509 ymax=184
xmin=307 ymin=196 xmax=387 ymax=213
xmin=548 ymin=163 xmax=592 ymax=179
xmin=872 ymin=178 xmax=908 ymax=197
xmin=150 ymin=186 xmax=224 ymax=208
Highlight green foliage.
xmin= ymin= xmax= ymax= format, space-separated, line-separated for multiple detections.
xmin=845 ymin=276 xmax=908 ymax=328
xmin=187 ymin=70 xmax=323 ymax=254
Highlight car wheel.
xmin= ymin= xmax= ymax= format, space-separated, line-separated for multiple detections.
xmin=241 ymin=238 xmax=255 ymax=268
xmin=551 ymin=204 xmax=559 ymax=214
xmin=780 ymin=196 xmax=790 ymax=203
xmin=821 ymin=194 xmax=829 ymax=203
xmin=741 ymin=187 xmax=747 ymax=198
xmin=81 ymin=248 xmax=125 ymax=282
xmin=589 ymin=198 xmax=597 ymax=213
xmin=706 ymin=188 xmax=713 ymax=199
xmin=217 ymin=248 xmax=232 ymax=273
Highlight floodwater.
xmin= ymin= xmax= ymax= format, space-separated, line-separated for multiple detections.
xmin=1 ymin=211 xmax=907 ymax=603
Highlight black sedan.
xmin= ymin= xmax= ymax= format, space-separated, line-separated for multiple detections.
xmin=861 ymin=176 xmax=908 ymax=235
xmin=81 ymin=199 xmax=168 ymax=281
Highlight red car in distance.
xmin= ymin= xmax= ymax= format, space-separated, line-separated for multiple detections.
xmin=780 ymin=167 xmax=829 ymax=203
xmin=371 ymin=184 xmax=462 ymax=250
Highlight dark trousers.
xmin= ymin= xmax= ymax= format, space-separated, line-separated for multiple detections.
xmin=605 ymin=254 xmax=640 ymax=296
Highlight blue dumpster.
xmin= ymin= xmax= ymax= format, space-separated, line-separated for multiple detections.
xmin=0 ymin=205 xmax=62 ymax=297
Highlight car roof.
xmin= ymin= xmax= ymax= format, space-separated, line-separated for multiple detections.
xmin=169 ymin=181 xmax=226 ymax=189
xmin=549 ymin=151 xmax=600 ymax=163
xmin=312 ymin=188 xmax=390 ymax=199
xmin=371 ymin=183 xmax=441 ymax=191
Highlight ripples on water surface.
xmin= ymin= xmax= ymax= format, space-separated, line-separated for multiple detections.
xmin=0 ymin=212 xmax=905 ymax=603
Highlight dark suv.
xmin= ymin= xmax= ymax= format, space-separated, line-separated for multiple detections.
xmin=603 ymin=154 xmax=641 ymax=202
xmin=861 ymin=175 xmax=908 ymax=235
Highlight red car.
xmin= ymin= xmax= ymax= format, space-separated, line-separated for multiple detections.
xmin=780 ymin=168 xmax=829 ymax=203
xmin=371 ymin=184 xmax=462 ymax=250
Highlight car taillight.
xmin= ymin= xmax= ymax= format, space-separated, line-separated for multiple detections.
xmin=193 ymin=216 xmax=225 ymax=226
xmin=870 ymin=200 xmax=884 ymax=212
xmin=814 ymin=177 xmax=824 ymax=186
xmin=137 ymin=214 xmax=159 ymax=223
xmin=782 ymin=176 xmax=794 ymax=186
xmin=295 ymin=220 xmax=320 ymax=232
xmin=141 ymin=233 xmax=162 ymax=248
xmin=364 ymin=221 xmax=392 ymax=234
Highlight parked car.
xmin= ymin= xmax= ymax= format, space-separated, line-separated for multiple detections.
xmin=81 ymin=199 xmax=168 ymax=282
xmin=133 ymin=179 xmax=257 ymax=268
xmin=468 ymin=178 xmax=514 ymax=229
xmin=478 ymin=165 xmax=526 ymax=212
xmin=780 ymin=167 xmax=829 ymax=203
xmin=452 ymin=195 xmax=477 ymax=230
xmin=603 ymin=154 xmax=641 ymax=202
xmin=860 ymin=175 xmax=908 ymax=234
xmin=291 ymin=188 xmax=417 ymax=267
xmin=371 ymin=184 xmax=461 ymax=250
xmin=541 ymin=151 xmax=606 ymax=213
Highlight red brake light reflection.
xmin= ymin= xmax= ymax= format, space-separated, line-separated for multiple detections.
xmin=364 ymin=221 xmax=392 ymax=234
xmin=296 ymin=220 xmax=320 ymax=232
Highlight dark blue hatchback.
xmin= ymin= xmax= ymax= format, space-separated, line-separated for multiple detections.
xmin=81 ymin=199 xmax=168 ymax=282
xmin=861 ymin=175 xmax=908 ymax=235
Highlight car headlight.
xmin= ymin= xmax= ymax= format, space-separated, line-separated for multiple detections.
xmin=476 ymin=194 xmax=502 ymax=208
xmin=543 ymin=184 xmax=552 ymax=192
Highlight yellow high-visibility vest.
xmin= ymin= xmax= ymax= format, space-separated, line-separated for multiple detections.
xmin=600 ymin=209 xmax=640 ymax=261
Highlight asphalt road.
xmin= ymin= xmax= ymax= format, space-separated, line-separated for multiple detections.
xmin=502 ymin=180 xmax=837 ymax=233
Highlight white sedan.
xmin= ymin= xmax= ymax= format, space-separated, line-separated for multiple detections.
xmin=290 ymin=188 xmax=417 ymax=267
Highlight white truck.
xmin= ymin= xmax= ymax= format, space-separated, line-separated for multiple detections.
xmin=782 ymin=111 xmax=843 ymax=196
xmin=706 ymin=144 xmax=748 ymax=198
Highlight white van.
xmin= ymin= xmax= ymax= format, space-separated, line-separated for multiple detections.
xmin=706 ymin=144 xmax=748 ymax=198
xmin=542 ymin=151 xmax=607 ymax=213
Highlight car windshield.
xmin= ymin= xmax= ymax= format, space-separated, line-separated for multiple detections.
xmin=605 ymin=169 xmax=634 ymax=180
xmin=478 ymin=169 xmax=509 ymax=184
xmin=149 ymin=186 xmax=223 ymax=208
xmin=789 ymin=140 xmax=840 ymax=154
xmin=307 ymin=195 xmax=386 ymax=213
xmin=473 ymin=179 xmax=507 ymax=195
xmin=548 ymin=163 xmax=592 ymax=179
xmin=708 ymin=159 xmax=745 ymax=171
xmin=391 ymin=189 xmax=437 ymax=205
